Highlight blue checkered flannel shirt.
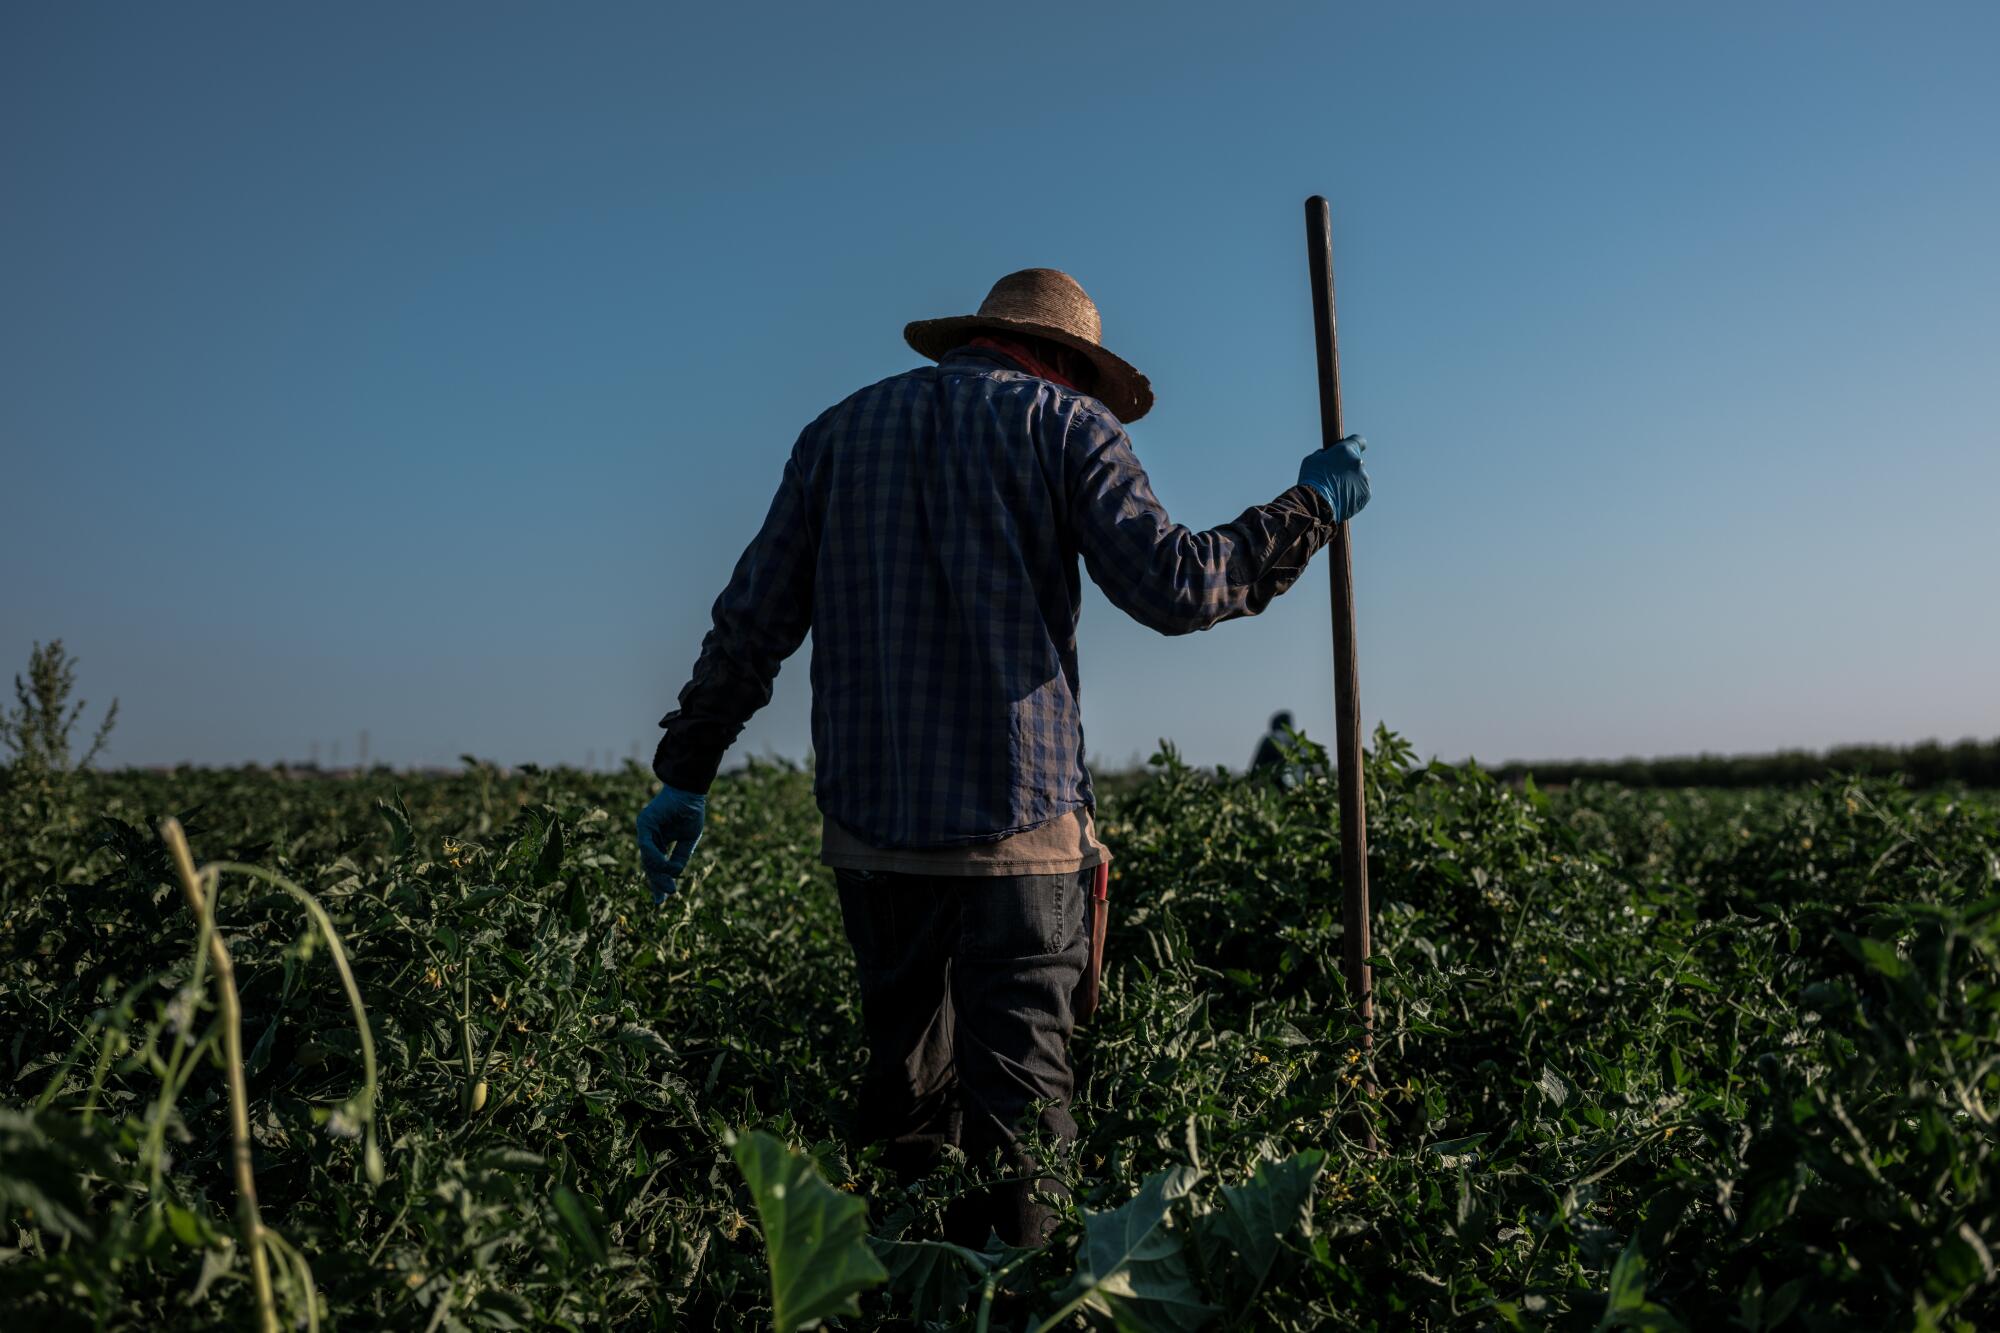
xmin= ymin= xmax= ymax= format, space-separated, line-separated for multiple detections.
xmin=654 ymin=344 xmax=1337 ymax=849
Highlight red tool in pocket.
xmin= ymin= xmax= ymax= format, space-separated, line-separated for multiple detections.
xmin=1072 ymin=860 xmax=1110 ymax=1022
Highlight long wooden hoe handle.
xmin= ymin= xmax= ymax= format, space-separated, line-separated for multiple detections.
xmin=1304 ymin=195 xmax=1376 ymax=1146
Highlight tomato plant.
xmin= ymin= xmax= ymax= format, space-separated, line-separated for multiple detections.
xmin=2 ymin=738 xmax=1995 ymax=1330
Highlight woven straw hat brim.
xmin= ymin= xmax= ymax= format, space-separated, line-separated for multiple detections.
xmin=905 ymin=315 xmax=1155 ymax=423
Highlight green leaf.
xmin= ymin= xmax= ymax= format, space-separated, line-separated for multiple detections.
xmin=476 ymin=1147 xmax=548 ymax=1173
xmin=613 ymin=1022 xmax=673 ymax=1059
xmin=190 ymin=1241 xmax=234 ymax=1304
xmin=1761 ymin=1277 xmax=1807 ymax=1330
xmin=731 ymin=1129 xmax=887 ymax=1332
xmin=165 ymin=1202 xmax=210 ymax=1247
xmin=1850 ymin=935 xmax=1909 ymax=981
xmin=866 ymin=1237 xmax=992 ymax=1321
xmin=1537 ymin=1064 xmax=1570 ymax=1109
xmin=532 ymin=814 xmax=565 ymax=888
xmin=469 ymin=1289 xmax=536 ymax=1329
xmin=1065 ymin=1164 xmax=1216 ymax=1333
xmin=375 ymin=796 xmax=414 ymax=858
xmin=1738 ymin=1150 xmax=1804 ymax=1239
xmin=1424 ymin=1134 xmax=1487 ymax=1163
xmin=1595 ymin=1242 xmax=1689 ymax=1332
xmin=551 ymin=1184 xmax=608 ymax=1265
xmin=1929 ymin=1223 xmax=1996 ymax=1301
xmin=1195 ymin=1151 xmax=1325 ymax=1294
xmin=245 ymin=1011 xmax=280 ymax=1078
xmin=0 ymin=1108 xmax=98 ymax=1239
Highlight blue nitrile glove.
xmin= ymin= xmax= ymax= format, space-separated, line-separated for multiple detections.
xmin=636 ymin=784 xmax=707 ymax=904
xmin=1297 ymin=434 xmax=1371 ymax=522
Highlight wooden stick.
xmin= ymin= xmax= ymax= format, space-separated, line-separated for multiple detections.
xmin=162 ymin=818 xmax=281 ymax=1333
xmin=1304 ymin=196 xmax=1376 ymax=1146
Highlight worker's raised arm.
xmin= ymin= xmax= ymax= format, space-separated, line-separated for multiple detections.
xmin=1062 ymin=410 xmax=1368 ymax=635
xmin=652 ymin=451 xmax=816 ymax=793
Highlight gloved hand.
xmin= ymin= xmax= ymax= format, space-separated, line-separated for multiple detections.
xmin=636 ymin=784 xmax=707 ymax=904
xmin=1297 ymin=435 xmax=1370 ymax=522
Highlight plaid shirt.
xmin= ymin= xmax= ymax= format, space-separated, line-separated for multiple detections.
xmin=654 ymin=345 xmax=1336 ymax=848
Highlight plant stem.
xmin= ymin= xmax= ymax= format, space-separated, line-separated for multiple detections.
xmin=460 ymin=963 xmax=478 ymax=1119
xmin=209 ymin=859 xmax=384 ymax=1183
xmin=1027 ymin=1292 xmax=1088 ymax=1333
xmin=161 ymin=817 xmax=281 ymax=1333
xmin=33 ymin=1018 xmax=103 ymax=1114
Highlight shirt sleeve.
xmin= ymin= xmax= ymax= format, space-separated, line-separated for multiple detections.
xmin=1064 ymin=409 xmax=1337 ymax=636
xmin=653 ymin=452 xmax=815 ymax=792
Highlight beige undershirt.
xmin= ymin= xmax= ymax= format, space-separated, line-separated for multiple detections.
xmin=821 ymin=806 xmax=1110 ymax=876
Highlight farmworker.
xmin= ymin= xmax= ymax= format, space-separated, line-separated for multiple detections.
xmin=636 ymin=268 xmax=1371 ymax=1246
xmin=1251 ymin=709 xmax=1298 ymax=774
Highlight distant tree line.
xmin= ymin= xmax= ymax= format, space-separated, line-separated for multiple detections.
xmin=1490 ymin=736 xmax=2000 ymax=789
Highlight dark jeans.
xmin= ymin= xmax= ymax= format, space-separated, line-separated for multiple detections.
xmin=835 ymin=866 xmax=1091 ymax=1247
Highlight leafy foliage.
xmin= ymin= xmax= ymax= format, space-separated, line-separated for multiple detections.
xmin=1048 ymin=1164 xmax=1213 ymax=1332
xmin=1197 ymin=1150 xmax=1325 ymax=1301
xmin=731 ymin=1128 xmax=887 ymax=1330
xmin=1 ymin=638 xmax=118 ymax=780
xmin=1489 ymin=735 xmax=2000 ymax=789
xmin=1 ymin=735 xmax=1997 ymax=1330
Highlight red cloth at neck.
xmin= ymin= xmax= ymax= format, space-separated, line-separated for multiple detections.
xmin=966 ymin=335 xmax=1081 ymax=393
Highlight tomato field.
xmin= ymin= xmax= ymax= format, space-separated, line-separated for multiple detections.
xmin=3 ymin=734 xmax=1997 ymax=1331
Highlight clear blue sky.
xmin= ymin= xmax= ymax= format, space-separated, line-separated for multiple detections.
xmin=5 ymin=3 xmax=1996 ymax=772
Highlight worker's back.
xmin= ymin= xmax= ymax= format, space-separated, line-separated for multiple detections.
xmin=657 ymin=345 xmax=1348 ymax=851
xmin=799 ymin=344 xmax=1105 ymax=848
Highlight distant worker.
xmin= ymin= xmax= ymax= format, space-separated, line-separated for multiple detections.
xmin=635 ymin=268 xmax=1372 ymax=1246
xmin=1251 ymin=709 xmax=1298 ymax=774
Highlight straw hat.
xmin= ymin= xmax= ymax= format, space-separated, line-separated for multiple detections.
xmin=904 ymin=268 xmax=1154 ymax=423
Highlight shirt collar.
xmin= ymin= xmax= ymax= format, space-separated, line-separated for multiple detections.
xmin=940 ymin=343 xmax=1017 ymax=370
